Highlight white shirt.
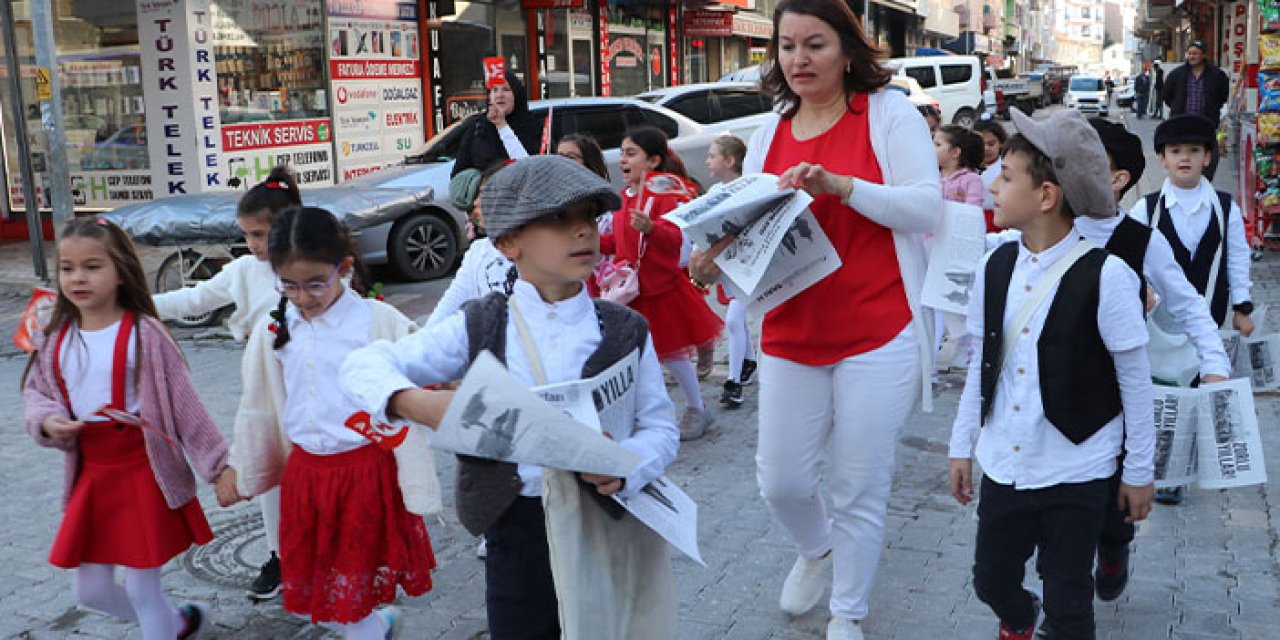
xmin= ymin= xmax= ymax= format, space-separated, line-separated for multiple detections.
xmin=1128 ymin=178 xmax=1253 ymax=305
xmin=276 ymin=288 xmax=376 ymax=455
xmin=949 ymin=234 xmax=1156 ymax=488
xmin=980 ymin=158 xmax=1001 ymax=211
xmin=497 ymin=124 xmax=531 ymax=160
xmin=60 ymin=320 xmax=140 ymax=420
xmin=425 ymin=239 xmax=516 ymax=330
xmin=153 ymin=255 xmax=278 ymax=341
xmin=341 ymin=279 xmax=679 ymax=499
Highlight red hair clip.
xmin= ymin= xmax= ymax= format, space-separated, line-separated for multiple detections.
xmin=93 ymin=216 xmax=110 ymax=226
xmin=264 ymin=180 xmax=288 ymax=190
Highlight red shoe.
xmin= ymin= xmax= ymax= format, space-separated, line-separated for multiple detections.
xmin=997 ymin=590 xmax=1042 ymax=640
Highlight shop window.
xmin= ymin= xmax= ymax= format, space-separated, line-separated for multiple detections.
xmin=940 ymin=64 xmax=973 ymax=86
xmin=213 ymin=0 xmax=328 ymax=123
xmin=904 ymin=66 xmax=937 ymax=88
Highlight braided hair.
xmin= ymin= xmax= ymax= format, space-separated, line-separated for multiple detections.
xmin=267 ymin=206 xmax=369 ymax=349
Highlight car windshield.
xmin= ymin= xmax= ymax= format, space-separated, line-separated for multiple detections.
xmin=1070 ymin=78 xmax=1104 ymax=91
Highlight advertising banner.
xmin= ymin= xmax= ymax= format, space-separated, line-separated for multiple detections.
xmin=221 ymin=119 xmax=335 ymax=187
xmin=327 ymin=1 xmax=426 ymax=182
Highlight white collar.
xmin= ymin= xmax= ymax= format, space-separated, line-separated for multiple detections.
xmin=1018 ymin=231 xmax=1080 ymax=265
xmin=1161 ymin=177 xmax=1213 ymax=213
xmin=510 ymin=279 xmax=594 ymax=324
xmin=286 ymin=286 xmax=361 ymax=330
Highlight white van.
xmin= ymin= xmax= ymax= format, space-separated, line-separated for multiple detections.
xmin=887 ymin=55 xmax=986 ymax=127
xmin=1064 ymin=76 xmax=1109 ymax=116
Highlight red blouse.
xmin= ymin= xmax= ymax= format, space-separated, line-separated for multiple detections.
xmin=761 ymin=93 xmax=911 ymax=365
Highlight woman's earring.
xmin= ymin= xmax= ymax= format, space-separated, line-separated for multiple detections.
xmin=846 ymin=62 xmax=851 ymax=74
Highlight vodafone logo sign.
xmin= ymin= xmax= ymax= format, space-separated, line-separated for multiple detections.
xmin=337 ymin=86 xmax=348 ymax=104
xmin=335 ymin=85 xmax=379 ymax=106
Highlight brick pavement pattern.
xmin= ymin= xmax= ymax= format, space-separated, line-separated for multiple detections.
xmin=0 ymin=109 xmax=1277 ymax=638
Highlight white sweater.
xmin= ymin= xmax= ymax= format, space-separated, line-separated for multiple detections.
xmin=425 ymin=238 xmax=516 ymax=330
xmin=744 ymin=90 xmax=942 ymax=409
xmin=153 ymin=255 xmax=277 ymax=340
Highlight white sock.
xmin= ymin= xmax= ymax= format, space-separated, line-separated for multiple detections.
xmin=260 ymin=486 xmax=282 ymax=554
xmin=320 ymin=610 xmax=387 ymax=640
xmin=726 ymin=299 xmax=754 ymax=381
xmin=665 ymin=357 xmax=705 ymax=412
xmin=122 ymin=567 xmax=180 ymax=639
xmin=74 ymin=564 xmax=138 ymax=622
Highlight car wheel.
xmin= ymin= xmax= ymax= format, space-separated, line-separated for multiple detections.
xmin=154 ymin=249 xmax=230 ymax=328
xmin=952 ymin=108 xmax=976 ymax=128
xmin=389 ymin=212 xmax=459 ymax=281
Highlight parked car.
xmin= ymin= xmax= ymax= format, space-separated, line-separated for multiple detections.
xmin=886 ymin=76 xmax=942 ymax=121
xmin=636 ymin=82 xmax=774 ymax=125
xmin=1115 ymin=81 xmax=1135 ymax=108
xmin=888 ymin=55 xmax=986 ymax=127
xmin=105 ymin=164 xmax=468 ymax=283
xmin=408 ymin=96 xmax=769 ymax=193
xmin=1064 ymin=75 xmax=1109 ymax=116
xmin=718 ymin=64 xmax=764 ymax=83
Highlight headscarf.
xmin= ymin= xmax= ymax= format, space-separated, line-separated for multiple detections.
xmin=451 ymin=71 xmax=544 ymax=176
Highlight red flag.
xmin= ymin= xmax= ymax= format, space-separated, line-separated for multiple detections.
xmin=13 ymin=287 xmax=55 ymax=353
xmin=344 ymin=411 xmax=410 ymax=450
xmin=539 ymin=104 xmax=554 ymax=155
xmin=483 ymin=57 xmax=507 ymax=89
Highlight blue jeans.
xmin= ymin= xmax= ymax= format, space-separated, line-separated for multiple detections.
xmin=1135 ymin=94 xmax=1149 ymax=116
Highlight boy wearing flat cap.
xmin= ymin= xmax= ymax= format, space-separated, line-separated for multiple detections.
xmin=949 ymin=108 xmax=1155 ymax=640
xmin=341 ymin=155 xmax=680 ymax=640
xmin=1128 ymin=114 xmax=1255 ymax=506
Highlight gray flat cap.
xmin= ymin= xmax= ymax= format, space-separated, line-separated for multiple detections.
xmin=1008 ymin=107 xmax=1115 ymax=219
xmin=480 ymin=155 xmax=622 ymax=238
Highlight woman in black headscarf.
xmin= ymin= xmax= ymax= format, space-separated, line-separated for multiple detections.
xmin=451 ymin=71 xmax=543 ymax=177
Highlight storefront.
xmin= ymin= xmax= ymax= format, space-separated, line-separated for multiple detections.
xmin=0 ymin=0 xmax=429 ymax=214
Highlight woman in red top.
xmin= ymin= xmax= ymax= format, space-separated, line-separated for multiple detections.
xmin=602 ymin=126 xmax=723 ymax=441
xmin=690 ymin=2 xmax=941 ymax=638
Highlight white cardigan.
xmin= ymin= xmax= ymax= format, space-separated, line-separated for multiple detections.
xmin=745 ymin=89 xmax=942 ymax=410
xmin=153 ymin=255 xmax=277 ymax=341
xmin=230 ymin=297 xmax=442 ymax=515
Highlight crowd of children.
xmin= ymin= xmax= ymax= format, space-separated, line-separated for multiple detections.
xmin=22 ymin=89 xmax=1258 ymax=639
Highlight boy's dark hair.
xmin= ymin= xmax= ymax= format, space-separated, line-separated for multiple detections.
xmin=267 ymin=206 xmax=369 ymax=349
xmin=972 ymin=119 xmax=1009 ymax=145
xmin=938 ymin=125 xmax=984 ymax=171
xmin=237 ymin=165 xmax=303 ymax=220
xmin=1002 ymin=134 xmax=1074 ymax=217
xmin=1088 ymin=118 xmax=1145 ymax=199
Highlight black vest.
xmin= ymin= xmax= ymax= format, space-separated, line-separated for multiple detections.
xmin=979 ymin=242 xmax=1122 ymax=444
xmin=1104 ymin=215 xmax=1152 ymax=312
xmin=1143 ymin=190 xmax=1233 ymax=325
xmin=453 ymin=292 xmax=651 ymax=536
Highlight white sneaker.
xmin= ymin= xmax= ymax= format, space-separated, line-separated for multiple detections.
xmin=679 ymin=407 xmax=713 ymax=441
xmin=475 ymin=536 xmax=488 ymax=559
xmin=779 ymin=553 xmax=831 ymax=616
xmin=378 ymin=605 xmax=403 ymax=640
xmin=827 ymin=618 xmax=864 ymax=640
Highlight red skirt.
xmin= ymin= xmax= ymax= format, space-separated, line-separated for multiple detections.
xmin=629 ymin=279 xmax=723 ymax=361
xmin=280 ymin=444 xmax=435 ymax=624
xmin=49 ymin=422 xmax=213 ymax=569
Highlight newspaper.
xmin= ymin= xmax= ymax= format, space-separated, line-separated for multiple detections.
xmin=533 ymin=353 xmax=703 ymax=564
xmin=1151 ymin=379 xmax=1267 ymax=489
xmin=664 ymin=174 xmax=841 ymax=312
xmin=435 ymin=351 xmax=642 ymax=478
xmin=921 ymin=202 xmax=988 ymax=315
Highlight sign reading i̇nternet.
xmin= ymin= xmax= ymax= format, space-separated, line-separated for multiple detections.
xmin=137 ymin=0 xmax=225 ymax=196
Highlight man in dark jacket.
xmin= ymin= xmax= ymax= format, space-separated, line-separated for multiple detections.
xmin=1150 ymin=61 xmax=1164 ymax=118
xmin=1133 ymin=71 xmax=1151 ymax=119
xmin=1161 ymin=40 xmax=1230 ymax=178
xmin=1161 ymin=40 xmax=1230 ymax=126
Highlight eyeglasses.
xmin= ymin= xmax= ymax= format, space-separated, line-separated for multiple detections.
xmin=559 ymin=151 xmax=584 ymax=162
xmin=275 ymin=266 xmax=340 ymax=297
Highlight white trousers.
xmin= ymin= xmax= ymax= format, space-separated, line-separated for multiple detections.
xmin=756 ymin=325 xmax=920 ymax=620
xmin=260 ymin=485 xmax=281 ymax=553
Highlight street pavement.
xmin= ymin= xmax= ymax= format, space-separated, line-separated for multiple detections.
xmin=0 ymin=107 xmax=1278 ymax=639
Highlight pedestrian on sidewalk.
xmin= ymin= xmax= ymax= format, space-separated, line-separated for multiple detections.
xmin=23 ymin=217 xmax=234 ymax=639
xmin=341 ymin=155 xmax=681 ymax=640
xmin=703 ymin=134 xmax=758 ymax=408
xmin=1129 ymin=114 xmax=1256 ymax=506
xmin=1150 ymin=61 xmax=1165 ymax=118
xmin=949 ymin=108 xmax=1155 ymax=640
xmin=606 ymin=126 xmax=722 ymax=441
xmin=151 ymin=166 xmax=302 ymax=602
xmin=690 ymin=1 xmax=941 ymax=638
xmin=1133 ymin=67 xmax=1151 ymax=119
xmin=1160 ymin=40 xmax=1230 ymax=179
xmin=224 ymin=207 xmax=438 ymax=639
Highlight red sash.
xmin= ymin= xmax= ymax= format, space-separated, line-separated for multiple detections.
xmin=52 ymin=311 xmax=135 ymax=418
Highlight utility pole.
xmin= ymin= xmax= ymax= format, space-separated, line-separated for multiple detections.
xmin=30 ymin=0 xmax=75 ymax=245
xmin=0 ymin=0 xmax=47 ymax=279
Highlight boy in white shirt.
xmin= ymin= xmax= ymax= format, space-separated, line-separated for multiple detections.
xmin=949 ymin=108 xmax=1155 ymax=640
xmin=1129 ymin=114 xmax=1255 ymax=506
xmin=341 ymin=155 xmax=680 ymax=640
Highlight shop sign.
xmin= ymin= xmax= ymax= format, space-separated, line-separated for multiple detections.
xmin=731 ymin=13 xmax=773 ymax=39
xmin=9 ymin=171 xmax=154 ymax=209
xmin=328 ymin=1 xmax=426 ymax=181
xmin=684 ymin=11 xmax=733 ymax=37
xmin=609 ymin=37 xmax=644 ymax=69
xmin=221 ymin=119 xmax=335 ymax=186
xmin=446 ymin=93 xmax=488 ymax=124
xmin=521 ymin=0 xmax=584 ymax=8
xmin=598 ymin=0 xmax=611 ymax=96
xmin=426 ymin=0 xmax=447 ymax=135
xmin=1221 ymin=0 xmax=1248 ymax=76
xmin=668 ymin=3 xmax=679 ymax=86
xmin=137 ymin=0 xmax=225 ymax=196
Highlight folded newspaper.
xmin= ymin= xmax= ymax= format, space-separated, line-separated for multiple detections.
xmin=1152 ymin=378 xmax=1267 ymax=490
xmin=663 ymin=174 xmax=841 ymax=313
xmin=920 ymin=202 xmax=987 ymax=315
xmin=1223 ymin=305 xmax=1280 ymax=392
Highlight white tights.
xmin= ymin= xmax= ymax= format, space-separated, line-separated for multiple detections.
xmin=315 ymin=611 xmax=388 ymax=639
xmin=725 ymin=299 xmax=755 ymax=382
xmin=74 ymin=564 xmax=182 ymax=639
xmin=260 ymin=485 xmax=281 ymax=553
xmin=663 ymin=356 xmax=705 ymax=411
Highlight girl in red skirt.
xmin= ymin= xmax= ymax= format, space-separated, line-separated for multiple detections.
xmin=222 ymin=206 xmax=436 ymax=640
xmin=605 ymin=126 xmax=724 ymax=440
xmin=23 ymin=217 xmax=233 ymax=639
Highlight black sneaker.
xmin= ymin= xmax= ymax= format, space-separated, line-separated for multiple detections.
xmin=247 ymin=552 xmax=281 ymax=601
xmin=720 ymin=380 xmax=744 ymax=407
xmin=1095 ymin=543 xmax=1130 ymax=601
xmin=739 ymin=359 xmax=758 ymax=386
xmin=1155 ymin=486 xmax=1183 ymax=505
xmin=177 ymin=602 xmax=210 ymax=639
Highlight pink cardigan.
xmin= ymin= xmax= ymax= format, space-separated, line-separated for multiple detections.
xmin=24 ymin=315 xmax=230 ymax=509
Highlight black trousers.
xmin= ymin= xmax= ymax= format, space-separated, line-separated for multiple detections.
xmin=484 ymin=497 xmax=560 ymax=640
xmin=974 ymin=476 xmax=1109 ymax=639
xmin=1098 ymin=468 xmax=1134 ymax=549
